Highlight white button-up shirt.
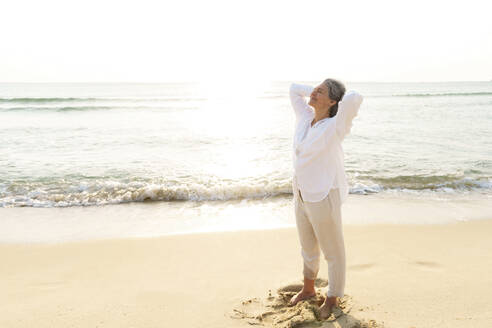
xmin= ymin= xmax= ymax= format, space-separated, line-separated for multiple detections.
xmin=290 ymin=83 xmax=363 ymax=204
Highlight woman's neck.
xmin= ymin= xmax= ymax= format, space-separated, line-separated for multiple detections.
xmin=311 ymin=106 xmax=330 ymax=126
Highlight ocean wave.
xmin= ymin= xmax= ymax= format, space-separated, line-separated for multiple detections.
xmin=0 ymin=105 xmax=199 ymax=112
xmin=0 ymin=180 xmax=293 ymax=208
xmin=0 ymin=97 xmax=207 ymax=104
xmin=391 ymin=92 xmax=492 ymax=97
xmin=362 ymin=174 xmax=492 ymax=191
xmin=0 ymin=97 xmax=97 ymax=103
xmin=1 ymin=175 xmax=490 ymax=208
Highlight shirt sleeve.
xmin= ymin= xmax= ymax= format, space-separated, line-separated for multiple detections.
xmin=289 ymin=83 xmax=314 ymax=121
xmin=335 ymin=90 xmax=363 ymax=141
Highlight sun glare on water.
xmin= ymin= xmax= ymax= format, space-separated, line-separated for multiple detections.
xmin=188 ymin=75 xmax=277 ymax=180
xmin=193 ymin=76 xmax=273 ymax=136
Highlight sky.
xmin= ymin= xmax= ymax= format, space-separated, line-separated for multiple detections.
xmin=2 ymin=0 xmax=492 ymax=83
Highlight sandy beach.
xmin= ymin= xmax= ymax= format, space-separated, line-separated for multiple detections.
xmin=2 ymin=213 xmax=492 ymax=327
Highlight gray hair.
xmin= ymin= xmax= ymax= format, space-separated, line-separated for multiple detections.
xmin=322 ymin=78 xmax=346 ymax=118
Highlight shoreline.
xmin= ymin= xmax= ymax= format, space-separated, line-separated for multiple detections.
xmin=1 ymin=192 xmax=491 ymax=244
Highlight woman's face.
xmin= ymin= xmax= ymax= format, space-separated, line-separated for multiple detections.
xmin=308 ymin=83 xmax=336 ymax=109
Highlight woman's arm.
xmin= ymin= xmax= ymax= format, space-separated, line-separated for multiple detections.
xmin=335 ymin=90 xmax=363 ymax=141
xmin=289 ymin=83 xmax=314 ymax=121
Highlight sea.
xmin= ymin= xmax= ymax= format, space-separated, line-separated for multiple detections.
xmin=1 ymin=81 xmax=491 ymax=242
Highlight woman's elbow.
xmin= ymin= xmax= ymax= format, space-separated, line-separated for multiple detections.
xmin=342 ymin=91 xmax=363 ymax=107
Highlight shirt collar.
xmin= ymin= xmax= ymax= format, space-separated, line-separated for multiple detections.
xmin=310 ymin=116 xmax=332 ymax=128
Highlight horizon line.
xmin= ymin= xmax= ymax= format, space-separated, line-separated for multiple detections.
xmin=0 ymin=80 xmax=491 ymax=84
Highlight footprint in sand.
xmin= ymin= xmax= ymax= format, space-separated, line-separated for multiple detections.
xmin=230 ymin=278 xmax=383 ymax=328
xmin=349 ymin=263 xmax=376 ymax=272
xmin=412 ymin=260 xmax=442 ymax=271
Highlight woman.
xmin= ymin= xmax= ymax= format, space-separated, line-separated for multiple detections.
xmin=287 ymin=79 xmax=363 ymax=319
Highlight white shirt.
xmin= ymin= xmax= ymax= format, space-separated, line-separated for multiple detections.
xmin=290 ymin=83 xmax=363 ymax=204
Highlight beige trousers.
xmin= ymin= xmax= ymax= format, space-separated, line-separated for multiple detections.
xmin=293 ymin=178 xmax=346 ymax=298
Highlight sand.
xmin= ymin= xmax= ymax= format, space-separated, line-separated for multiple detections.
xmin=1 ymin=218 xmax=492 ymax=327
